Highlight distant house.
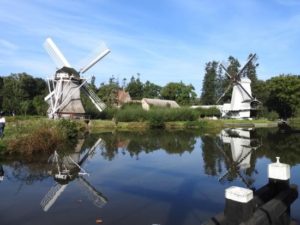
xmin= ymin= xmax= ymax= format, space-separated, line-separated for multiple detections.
xmin=117 ymin=90 xmax=131 ymax=106
xmin=141 ymin=98 xmax=180 ymax=111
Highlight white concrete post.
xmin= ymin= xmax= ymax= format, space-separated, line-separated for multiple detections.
xmin=224 ymin=186 xmax=254 ymax=225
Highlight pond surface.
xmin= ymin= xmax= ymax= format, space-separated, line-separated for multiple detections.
xmin=0 ymin=128 xmax=300 ymax=225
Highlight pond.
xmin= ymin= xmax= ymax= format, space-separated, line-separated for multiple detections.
xmin=0 ymin=128 xmax=299 ymax=225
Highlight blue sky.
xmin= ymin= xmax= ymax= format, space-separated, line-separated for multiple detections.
xmin=1 ymin=0 xmax=300 ymax=95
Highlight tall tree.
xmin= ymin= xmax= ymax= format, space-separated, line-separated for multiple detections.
xmin=201 ymin=61 xmax=218 ymax=105
xmin=241 ymin=53 xmax=260 ymax=98
xmin=97 ymin=76 xmax=119 ymax=107
xmin=0 ymin=77 xmax=3 ymax=109
xmin=125 ymin=74 xmax=144 ymax=100
xmin=266 ymin=75 xmax=300 ymax=118
xmin=1 ymin=73 xmax=47 ymax=115
xmin=143 ymin=81 xmax=161 ymax=98
xmin=219 ymin=56 xmax=241 ymax=103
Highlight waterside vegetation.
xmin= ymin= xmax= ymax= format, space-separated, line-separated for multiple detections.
xmin=0 ymin=110 xmax=276 ymax=156
xmin=0 ymin=117 xmax=85 ymax=155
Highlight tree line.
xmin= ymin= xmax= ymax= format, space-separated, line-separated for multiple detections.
xmin=201 ymin=54 xmax=300 ymax=119
xmin=1 ymin=57 xmax=300 ymax=119
xmin=0 ymin=72 xmax=198 ymax=116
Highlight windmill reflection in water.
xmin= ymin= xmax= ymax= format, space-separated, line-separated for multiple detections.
xmin=216 ymin=128 xmax=261 ymax=189
xmin=40 ymin=138 xmax=108 ymax=212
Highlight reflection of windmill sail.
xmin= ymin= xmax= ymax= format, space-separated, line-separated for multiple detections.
xmin=41 ymin=183 xmax=67 ymax=212
xmin=78 ymin=176 xmax=108 ymax=208
xmin=217 ymin=128 xmax=259 ymax=187
xmin=41 ymin=138 xmax=106 ymax=211
xmin=221 ymin=129 xmax=252 ymax=169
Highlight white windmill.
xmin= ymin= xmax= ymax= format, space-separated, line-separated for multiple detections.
xmin=217 ymin=54 xmax=260 ymax=119
xmin=44 ymin=38 xmax=110 ymax=119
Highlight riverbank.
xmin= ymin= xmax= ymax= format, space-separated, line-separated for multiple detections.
xmin=0 ymin=117 xmax=86 ymax=155
xmin=0 ymin=116 xmax=277 ymax=155
xmin=89 ymin=118 xmax=277 ymax=132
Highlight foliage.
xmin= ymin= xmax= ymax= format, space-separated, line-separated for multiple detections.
xmin=116 ymin=105 xmax=146 ymax=122
xmin=125 ymin=74 xmax=144 ymax=100
xmin=97 ymin=76 xmax=119 ymax=107
xmin=98 ymin=107 xmax=117 ymax=120
xmin=266 ymin=75 xmax=300 ymax=118
xmin=160 ymin=82 xmax=196 ymax=105
xmin=1 ymin=119 xmax=81 ymax=155
xmin=266 ymin=111 xmax=279 ymax=121
xmin=148 ymin=111 xmax=165 ymax=129
xmin=143 ymin=81 xmax=161 ymax=98
xmin=241 ymin=54 xmax=259 ymax=85
xmin=193 ymin=107 xmax=221 ymax=118
xmin=1 ymin=73 xmax=47 ymax=116
xmin=56 ymin=119 xmax=78 ymax=140
xmin=201 ymin=61 xmax=218 ymax=104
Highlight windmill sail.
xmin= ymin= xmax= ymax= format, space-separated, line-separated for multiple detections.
xmin=44 ymin=38 xmax=71 ymax=68
xmin=80 ymin=49 xmax=110 ymax=74
xmin=81 ymin=83 xmax=106 ymax=112
xmin=41 ymin=183 xmax=68 ymax=212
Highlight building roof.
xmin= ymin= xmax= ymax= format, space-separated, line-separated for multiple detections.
xmin=142 ymin=98 xmax=180 ymax=108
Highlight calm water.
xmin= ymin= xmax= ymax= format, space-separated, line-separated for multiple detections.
xmin=0 ymin=128 xmax=299 ymax=225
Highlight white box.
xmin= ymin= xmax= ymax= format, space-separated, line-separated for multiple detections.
xmin=225 ymin=186 xmax=253 ymax=203
xmin=268 ymin=157 xmax=290 ymax=180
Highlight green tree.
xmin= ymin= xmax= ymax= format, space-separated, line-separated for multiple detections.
xmin=161 ymin=82 xmax=196 ymax=105
xmin=266 ymin=75 xmax=300 ymax=118
xmin=125 ymin=74 xmax=144 ymax=100
xmin=241 ymin=54 xmax=259 ymax=97
xmin=143 ymin=81 xmax=161 ymax=98
xmin=33 ymin=95 xmax=48 ymax=115
xmin=201 ymin=61 xmax=218 ymax=105
xmin=217 ymin=56 xmax=241 ymax=103
xmin=0 ymin=77 xmax=3 ymax=109
xmin=97 ymin=76 xmax=119 ymax=107
xmin=1 ymin=73 xmax=47 ymax=115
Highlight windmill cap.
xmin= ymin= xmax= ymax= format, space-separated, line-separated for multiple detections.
xmin=240 ymin=77 xmax=251 ymax=83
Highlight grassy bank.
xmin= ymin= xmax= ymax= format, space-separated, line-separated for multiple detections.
xmin=0 ymin=117 xmax=86 ymax=155
xmin=89 ymin=118 xmax=275 ymax=133
xmin=0 ymin=114 xmax=277 ymax=155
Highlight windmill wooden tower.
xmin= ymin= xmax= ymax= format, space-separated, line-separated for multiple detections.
xmin=217 ymin=54 xmax=260 ymax=119
xmin=44 ymin=38 xmax=110 ymax=119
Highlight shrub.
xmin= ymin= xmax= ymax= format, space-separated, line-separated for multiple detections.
xmin=148 ymin=112 xmax=165 ymax=129
xmin=266 ymin=111 xmax=279 ymax=121
xmin=193 ymin=107 xmax=221 ymax=118
xmin=120 ymin=102 xmax=142 ymax=110
xmin=116 ymin=107 xmax=147 ymax=122
xmin=57 ymin=119 xmax=78 ymax=139
xmin=6 ymin=121 xmax=64 ymax=155
xmin=147 ymin=107 xmax=197 ymax=122
xmin=98 ymin=107 xmax=117 ymax=120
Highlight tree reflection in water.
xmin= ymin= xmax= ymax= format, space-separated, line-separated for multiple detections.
xmin=201 ymin=127 xmax=300 ymax=188
xmin=1 ymin=128 xmax=300 ymax=194
xmin=97 ymin=130 xmax=197 ymax=160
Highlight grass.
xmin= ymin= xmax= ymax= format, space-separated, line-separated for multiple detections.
xmin=0 ymin=117 xmax=85 ymax=155
xmin=288 ymin=117 xmax=300 ymax=128
xmin=0 ymin=114 xmax=279 ymax=155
